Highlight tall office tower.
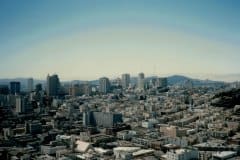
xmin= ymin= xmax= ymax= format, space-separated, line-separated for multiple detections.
xmin=46 ymin=74 xmax=60 ymax=96
xmin=156 ymin=77 xmax=168 ymax=88
xmin=16 ymin=96 xmax=25 ymax=113
xmin=16 ymin=96 xmax=32 ymax=114
xmin=138 ymin=73 xmax=145 ymax=90
xmin=35 ymin=83 xmax=42 ymax=92
xmin=121 ymin=73 xmax=130 ymax=89
xmin=10 ymin=81 xmax=21 ymax=95
xmin=0 ymin=85 xmax=9 ymax=95
xmin=27 ymin=78 xmax=34 ymax=92
xmin=99 ymin=77 xmax=111 ymax=94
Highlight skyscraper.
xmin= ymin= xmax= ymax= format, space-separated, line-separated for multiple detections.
xmin=15 ymin=96 xmax=30 ymax=113
xmin=99 ymin=77 xmax=111 ymax=94
xmin=35 ymin=83 xmax=42 ymax=92
xmin=46 ymin=74 xmax=60 ymax=96
xmin=16 ymin=96 xmax=23 ymax=113
xmin=0 ymin=85 xmax=9 ymax=95
xmin=138 ymin=73 xmax=145 ymax=90
xmin=121 ymin=73 xmax=130 ymax=89
xmin=10 ymin=81 xmax=21 ymax=95
xmin=27 ymin=78 xmax=34 ymax=92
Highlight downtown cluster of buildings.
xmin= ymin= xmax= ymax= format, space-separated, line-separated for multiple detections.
xmin=0 ymin=73 xmax=240 ymax=160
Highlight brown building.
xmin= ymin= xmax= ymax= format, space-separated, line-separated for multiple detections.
xmin=160 ymin=125 xmax=187 ymax=138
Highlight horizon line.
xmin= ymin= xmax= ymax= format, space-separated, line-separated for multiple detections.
xmin=0 ymin=73 xmax=240 ymax=83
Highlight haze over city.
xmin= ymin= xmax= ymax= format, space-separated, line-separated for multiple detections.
xmin=0 ymin=0 xmax=240 ymax=81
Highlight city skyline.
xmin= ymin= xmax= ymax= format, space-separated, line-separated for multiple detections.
xmin=0 ymin=0 xmax=240 ymax=81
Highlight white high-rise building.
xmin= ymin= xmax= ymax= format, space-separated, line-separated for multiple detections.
xmin=138 ymin=73 xmax=145 ymax=90
xmin=121 ymin=74 xmax=130 ymax=89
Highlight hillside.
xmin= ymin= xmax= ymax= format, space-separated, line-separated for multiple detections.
xmin=211 ymin=88 xmax=240 ymax=108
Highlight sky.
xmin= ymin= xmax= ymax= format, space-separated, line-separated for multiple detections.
xmin=0 ymin=0 xmax=240 ymax=81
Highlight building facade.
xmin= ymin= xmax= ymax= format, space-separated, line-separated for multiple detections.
xmin=83 ymin=111 xmax=123 ymax=128
xmin=46 ymin=74 xmax=60 ymax=96
xmin=27 ymin=78 xmax=34 ymax=92
xmin=10 ymin=81 xmax=20 ymax=95
xmin=166 ymin=149 xmax=198 ymax=160
xmin=99 ymin=77 xmax=111 ymax=94
xmin=121 ymin=74 xmax=130 ymax=89
xmin=138 ymin=73 xmax=145 ymax=90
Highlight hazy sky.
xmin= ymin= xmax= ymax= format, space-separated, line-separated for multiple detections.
xmin=0 ymin=0 xmax=240 ymax=81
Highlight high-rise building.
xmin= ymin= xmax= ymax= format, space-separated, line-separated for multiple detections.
xmin=27 ymin=78 xmax=34 ymax=92
xmin=16 ymin=96 xmax=32 ymax=114
xmin=46 ymin=74 xmax=60 ymax=96
xmin=121 ymin=73 xmax=130 ymax=89
xmin=138 ymin=73 xmax=145 ymax=90
xmin=0 ymin=85 xmax=9 ymax=95
xmin=99 ymin=77 xmax=111 ymax=94
xmin=16 ymin=96 xmax=25 ymax=113
xmin=10 ymin=81 xmax=21 ymax=95
xmin=35 ymin=83 xmax=42 ymax=92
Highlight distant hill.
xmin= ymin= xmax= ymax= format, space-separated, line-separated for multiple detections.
xmin=167 ymin=75 xmax=190 ymax=85
xmin=0 ymin=75 xmax=225 ymax=91
xmin=167 ymin=75 xmax=225 ymax=87
xmin=144 ymin=75 xmax=224 ymax=87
